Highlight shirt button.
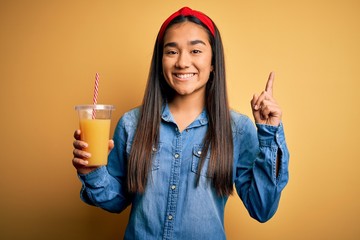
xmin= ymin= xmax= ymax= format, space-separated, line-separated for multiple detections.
xmin=171 ymin=185 xmax=176 ymax=190
xmin=174 ymin=153 xmax=180 ymax=159
xmin=197 ymin=150 xmax=202 ymax=155
xmin=152 ymin=147 xmax=157 ymax=152
xmin=168 ymin=215 xmax=173 ymax=220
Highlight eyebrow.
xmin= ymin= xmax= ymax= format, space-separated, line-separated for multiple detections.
xmin=163 ymin=39 xmax=207 ymax=48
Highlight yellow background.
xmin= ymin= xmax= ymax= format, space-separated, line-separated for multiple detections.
xmin=1 ymin=0 xmax=359 ymax=239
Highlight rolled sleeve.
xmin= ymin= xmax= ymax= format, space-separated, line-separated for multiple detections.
xmin=78 ymin=166 xmax=108 ymax=205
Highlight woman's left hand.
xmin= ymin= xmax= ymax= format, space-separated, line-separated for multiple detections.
xmin=251 ymin=72 xmax=282 ymax=126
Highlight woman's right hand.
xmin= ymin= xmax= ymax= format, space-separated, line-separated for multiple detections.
xmin=72 ymin=130 xmax=99 ymax=175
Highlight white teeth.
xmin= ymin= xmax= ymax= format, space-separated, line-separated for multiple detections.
xmin=175 ymin=73 xmax=194 ymax=79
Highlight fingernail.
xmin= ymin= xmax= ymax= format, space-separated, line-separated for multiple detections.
xmin=84 ymin=160 xmax=89 ymax=165
xmin=254 ymin=105 xmax=259 ymax=110
xmin=84 ymin=153 xmax=91 ymax=158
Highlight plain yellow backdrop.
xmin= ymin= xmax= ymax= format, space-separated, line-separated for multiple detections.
xmin=1 ymin=0 xmax=359 ymax=239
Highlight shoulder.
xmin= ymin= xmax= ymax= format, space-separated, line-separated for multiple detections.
xmin=115 ymin=106 xmax=141 ymax=132
xmin=230 ymin=109 xmax=255 ymax=133
xmin=121 ymin=106 xmax=141 ymax=124
xmin=113 ymin=106 xmax=141 ymax=140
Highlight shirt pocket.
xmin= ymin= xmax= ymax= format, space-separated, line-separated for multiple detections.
xmin=191 ymin=144 xmax=211 ymax=178
xmin=126 ymin=142 xmax=162 ymax=171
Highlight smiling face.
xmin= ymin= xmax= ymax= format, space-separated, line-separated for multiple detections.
xmin=162 ymin=21 xmax=213 ymax=100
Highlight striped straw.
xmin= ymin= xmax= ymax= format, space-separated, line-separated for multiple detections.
xmin=92 ymin=73 xmax=99 ymax=119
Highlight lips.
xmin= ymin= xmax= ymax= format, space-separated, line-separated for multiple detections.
xmin=174 ymin=73 xmax=195 ymax=79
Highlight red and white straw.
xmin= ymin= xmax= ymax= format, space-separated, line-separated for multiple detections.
xmin=92 ymin=73 xmax=99 ymax=119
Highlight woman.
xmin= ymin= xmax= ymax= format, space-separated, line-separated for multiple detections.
xmin=72 ymin=7 xmax=289 ymax=239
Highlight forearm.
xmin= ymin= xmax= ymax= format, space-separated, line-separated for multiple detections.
xmin=236 ymin=123 xmax=289 ymax=222
xmin=78 ymin=166 xmax=131 ymax=213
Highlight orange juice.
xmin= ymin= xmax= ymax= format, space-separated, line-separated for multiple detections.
xmin=79 ymin=119 xmax=111 ymax=166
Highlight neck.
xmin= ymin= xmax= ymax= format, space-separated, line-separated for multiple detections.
xmin=168 ymin=93 xmax=205 ymax=131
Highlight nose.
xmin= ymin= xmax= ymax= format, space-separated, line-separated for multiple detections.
xmin=175 ymin=52 xmax=190 ymax=69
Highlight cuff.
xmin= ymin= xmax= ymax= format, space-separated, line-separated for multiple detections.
xmin=78 ymin=166 xmax=108 ymax=205
xmin=78 ymin=166 xmax=108 ymax=188
xmin=256 ymin=122 xmax=286 ymax=147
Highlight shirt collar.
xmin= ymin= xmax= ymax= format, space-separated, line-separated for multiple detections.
xmin=161 ymin=102 xmax=208 ymax=128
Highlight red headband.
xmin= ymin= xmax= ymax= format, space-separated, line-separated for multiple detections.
xmin=158 ymin=7 xmax=215 ymax=41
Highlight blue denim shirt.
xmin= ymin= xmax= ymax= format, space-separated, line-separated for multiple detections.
xmin=78 ymin=104 xmax=289 ymax=240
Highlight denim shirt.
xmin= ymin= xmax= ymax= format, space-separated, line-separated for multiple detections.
xmin=78 ymin=104 xmax=289 ymax=240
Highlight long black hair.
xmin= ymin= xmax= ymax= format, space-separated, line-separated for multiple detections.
xmin=127 ymin=15 xmax=234 ymax=196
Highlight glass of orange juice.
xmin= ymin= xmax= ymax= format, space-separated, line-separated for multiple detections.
xmin=75 ymin=104 xmax=115 ymax=166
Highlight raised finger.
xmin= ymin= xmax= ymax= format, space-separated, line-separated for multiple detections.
xmin=265 ymin=72 xmax=275 ymax=96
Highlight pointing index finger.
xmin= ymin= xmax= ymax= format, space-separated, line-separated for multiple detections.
xmin=265 ymin=71 xmax=275 ymax=96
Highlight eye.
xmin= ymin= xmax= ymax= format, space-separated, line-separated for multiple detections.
xmin=164 ymin=50 xmax=178 ymax=55
xmin=191 ymin=49 xmax=202 ymax=54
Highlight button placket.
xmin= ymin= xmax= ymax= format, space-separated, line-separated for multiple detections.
xmin=163 ymin=133 xmax=182 ymax=239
